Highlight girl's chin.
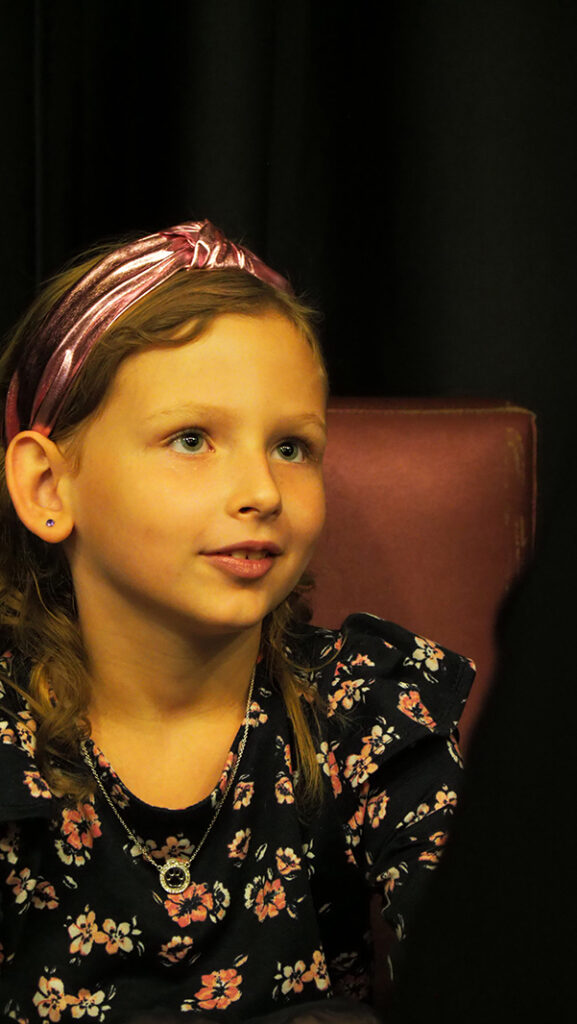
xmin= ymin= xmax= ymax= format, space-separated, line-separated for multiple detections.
xmin=182 ymin=607 xmax=276 ymax=638
xmin=185 ymin=601 xmax=291 ymax=639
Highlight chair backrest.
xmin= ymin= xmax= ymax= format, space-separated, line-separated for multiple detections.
xmin=310 ymin=397 xmax=537 ymax=749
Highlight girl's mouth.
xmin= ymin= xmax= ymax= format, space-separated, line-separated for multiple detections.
xmin=229 ymin=549 xmax=271 ymax=561
xmin=203 ymin=549 xmax=279 ymax=580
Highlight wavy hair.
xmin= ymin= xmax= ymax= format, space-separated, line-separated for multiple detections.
xmin=0 ymin=251 xmax=327 ymax=809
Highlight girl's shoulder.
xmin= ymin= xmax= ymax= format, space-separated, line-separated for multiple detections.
xmin=293 ymin=613 xmax=475 ymax=760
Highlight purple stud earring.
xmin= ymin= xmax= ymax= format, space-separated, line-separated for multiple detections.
xmin=45 ymin=518 xmax=55 ymax=528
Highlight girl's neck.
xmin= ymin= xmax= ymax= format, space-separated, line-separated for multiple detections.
xmin=82 ymin=616 xmax=261 ymax=809
xmin=82 ymin=612 xmax=261 ymax=727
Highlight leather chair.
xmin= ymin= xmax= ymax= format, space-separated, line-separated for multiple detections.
xmin=310 ymin=397 xmax=537 ymax=749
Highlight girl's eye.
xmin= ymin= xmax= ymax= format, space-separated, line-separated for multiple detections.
xmin=170 ymin=431 xmax=209 ymax=455
xmin=275 ymin=439 xmax=309 ymax=463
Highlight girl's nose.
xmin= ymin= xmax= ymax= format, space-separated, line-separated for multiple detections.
xmin=226 ymin=453 xmax=282 ymax=519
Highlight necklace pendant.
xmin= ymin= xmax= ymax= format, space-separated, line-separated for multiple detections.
xmin=159 ymin=858 xmax=191 ymax=894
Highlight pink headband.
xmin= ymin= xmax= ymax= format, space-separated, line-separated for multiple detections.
xmin=4 ymin=220 xmax=292 ymax=444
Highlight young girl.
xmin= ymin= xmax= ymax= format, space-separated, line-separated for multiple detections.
xmin=0 ymin=221 xmax=474 ymax=1023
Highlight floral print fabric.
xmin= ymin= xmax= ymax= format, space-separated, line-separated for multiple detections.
xmin=0 ymin=615 xmax=474 ymax=1022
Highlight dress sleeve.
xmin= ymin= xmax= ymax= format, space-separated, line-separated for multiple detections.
xmin=362 ymin=731 xmax=464 ymax=939
xmin=314 ymin=613 xmax=475 ymax=970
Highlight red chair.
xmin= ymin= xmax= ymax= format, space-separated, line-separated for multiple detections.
xmin=310 ymin=397 xmax=537 ymax=750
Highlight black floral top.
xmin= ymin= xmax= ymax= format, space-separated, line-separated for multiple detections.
xmin=0 ymin=614 xmax=474 ymax=1023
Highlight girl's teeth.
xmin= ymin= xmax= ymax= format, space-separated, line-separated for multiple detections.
xmin=230 ymin=550 xmax=267 ymax=560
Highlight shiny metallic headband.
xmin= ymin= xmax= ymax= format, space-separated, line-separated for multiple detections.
xmin=4 ymin=220 xmax=291 ymax=444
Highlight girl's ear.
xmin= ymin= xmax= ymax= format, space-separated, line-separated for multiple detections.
xmin=5 ymin=431 xmax=75 ymax=543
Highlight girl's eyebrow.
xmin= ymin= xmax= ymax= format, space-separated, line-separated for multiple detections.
xmin=291 ymin=413 xmax=328 ymax=438
xmin=145 ymin=403 xmax=327 ymax=435
xmin=145 ymin=402 xmax=236 ymax=423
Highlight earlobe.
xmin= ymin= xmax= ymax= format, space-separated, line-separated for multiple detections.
xmin=5 ymin=431 xmax=74 ymax=543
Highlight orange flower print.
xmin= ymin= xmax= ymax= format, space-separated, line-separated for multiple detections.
xmin=275 ymin=774 xmax=295 ymax=804
xmin=15 ymin=711 xmax=37 ymax=755
xmin=401 ymin=802 xmax=430 ymax=827
xmin=346 ymin=800 xmax=366 ymax=837
xmin=99 ymin=916 xmax=142 ymax=955
xmin=351 ymin=652 xmax=375 ymax=667
xmin=109 ymin=783 xmax=130 ymax=809
xmin=376 ymin=865 xmax=403 ymax=894
xmin=412 ymin=636 xmax=445 ymax=672
xmin=233 ymin=780 xmax=254 ymax=809
xmin=216 ymin=751 xmax=236 ymax=796
xmin=228 ymin=828 xmax=252 ymax=862
xmin=434 ymin=787 xmax=457 ymax=810
xmin=332 ymin=671 xmax=373 ymax=712
xmin=32 ymin=976 xmax=73 ymax=1021
xmin=62 ymin=803 xmax=102 ymax=850
xmin=149 ymin=834 xmax=194 ymax=863
xmin=247 ymin=700 xmax=268 ymax=726
xmin=397 ymin=688 xmax=436 ymax=729
xmin=68 ymin=987 xmax=109 ymax=1019
xmin=275 ymin=959 xmax=311 ymax=996
xmin=419 ymin=830 xmax=449 ymax=866
xmin=367 ymin=790 xmax=389 ymax=828
xmin=68 ymin=907 xmax=106 ymax=958
xmin=328 ymin=676 xmax=370 ymax=714
xmin=0 ymin=716 xmax=16 ymax=744
xmin=0 ymin=823 xmax=20 ymax=864
xmin=164 ymin=882 xmax=214 ymax=928
xmin=159 ymin=935 xmax=195 ymax=965
xmin=254 ymin=878 xmax=286 ymax=922
xmin=303 ymin=949 xmax=331 ymax=991
xmin=244 ymin=874 xmax=287 ymax=922
xmin=342 ymin=752 xmax=378 ymax=787
xmin=32 ymin=879 xmax=58 ymax=911
xmin=316 ymin=743 xmax=343 ymax=797
xmin=275 ymin=847 xmax=301 ymax=877
xmin=343 ymin=803 xmax=365 ymax=862
xmin=23 ymin=769 xmax=52 ymax=799
xmin=6 ymin=867 xmax=47 ymax=911
xmin=447 ymin=732 xmax=464 ymax=767
xmin=56 ymin=803 xmax=102 ymax=869
xmin=319 ymin=635 xmax=343 ymax=659
xmin=212 ymin=881 xmax=231 ymax=921
xmin=360 ymin=719 xmax=397 ymax=757
xmin=192 ymin=968 xmax=243 ymax=1012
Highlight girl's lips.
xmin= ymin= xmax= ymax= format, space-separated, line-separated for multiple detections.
xmin=206 ymin=540 xmax=282 ymax=556
xmin=203 ymin=552 xmax=277 ymax=579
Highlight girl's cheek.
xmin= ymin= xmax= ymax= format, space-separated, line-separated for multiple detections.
xmin=302 ymin=489 xmax=326 ymax=544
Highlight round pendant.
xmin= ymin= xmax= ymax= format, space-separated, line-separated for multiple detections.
xmin=159 ymin=858 xmax=191 ymax=894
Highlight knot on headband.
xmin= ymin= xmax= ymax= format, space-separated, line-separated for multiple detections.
xmin=4 ymin=220 xmax=291 ymax=444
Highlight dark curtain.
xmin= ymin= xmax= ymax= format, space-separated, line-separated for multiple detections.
xmin=3 ymin=1 xmax=577 ymax=517
xmin=2 ymin=0 xmax=576 ymax=1014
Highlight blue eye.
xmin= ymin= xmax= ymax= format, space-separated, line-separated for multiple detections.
xmin=275 ymin=439 xmax=308 ymax=463
xmin=170 ymin=431 xmax=208 ymax=454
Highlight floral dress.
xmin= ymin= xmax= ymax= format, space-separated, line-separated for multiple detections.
xmin=0 ymin=614 xmax=474 ymax=1023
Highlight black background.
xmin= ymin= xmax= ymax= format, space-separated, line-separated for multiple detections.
xmin=3 ymin=1 xmax=577 ymax=519
xmin=2 ymin=1 xmax=576 ymax=1018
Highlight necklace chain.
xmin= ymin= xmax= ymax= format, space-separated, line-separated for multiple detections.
xmin=80 ymin=667 xmax=256 ymax=894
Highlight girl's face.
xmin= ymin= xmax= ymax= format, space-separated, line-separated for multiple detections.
xmin=63 ymin=311 xmax=327 ymax=641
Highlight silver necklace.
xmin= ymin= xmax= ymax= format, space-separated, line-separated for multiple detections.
xmin=80 ymin=668 xmax=256 ymax=896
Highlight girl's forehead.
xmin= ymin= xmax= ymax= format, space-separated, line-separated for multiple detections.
xmin=109 ymin=311 xmax=327 ymax=411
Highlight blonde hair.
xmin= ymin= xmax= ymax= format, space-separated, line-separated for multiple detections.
xmin=0 ymin=250 xmax=327 ymax=810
